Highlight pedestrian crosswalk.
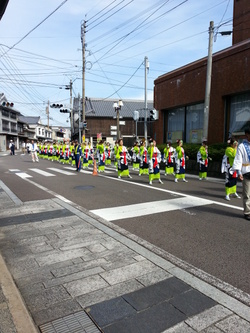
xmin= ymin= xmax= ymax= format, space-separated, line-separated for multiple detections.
xmin=10 ymin=166 xmax=117 ymax=178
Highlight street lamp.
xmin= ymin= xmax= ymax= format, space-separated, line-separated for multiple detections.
xmin=113 ymin=99 xmax=123 ymax=140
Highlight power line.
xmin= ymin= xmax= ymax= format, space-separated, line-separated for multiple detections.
xmin=0 ymin=0 xmax=69 ymax=58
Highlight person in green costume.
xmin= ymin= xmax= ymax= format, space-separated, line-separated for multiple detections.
xmin=163 ymin=142 xmax=175 ymax=176
xmin=139 ymin=140 xmax=149 ymax=176
xmin=113 ymin=140 xmax=119 ymax=170
xmin=197 ymin=139 xmax=209 ymax=180
xmin=148 ymin=138 xmax=163 ymax=185
xmin=116 ymin=138 xmax=132 ymax=179
xmin=221 ymin=137 xmax=240 ymax=201
xmin=105 ymin=142 xmax=112 ymax=165
xmin=131 ymin=141 xmax=140 ymax=170
xmin=174 ymin=139 xmax=188 ymax=183
xmin=96 ymin=140 xmax=105 ymax=172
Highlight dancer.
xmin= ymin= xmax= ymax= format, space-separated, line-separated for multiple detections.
xmin=132 ymin=142 xmax=140 ymax=170
xmin=148 ymin=138 xmax=163 ymax=185
xmin=174 ymin=139 xmax=188 ymax=183
xmin=163 ymin=142 xmax=175 ymax=176
xmin=82 ymin=141 xmax=89 ymax=168
xmin=116 ymin=138 xmax=132 ymax=179
xmin=197 ymin=139 xmax=209 ymax=180
xmin=105 ymin=142 xmax=112 ymax=165
xmin=139 ymin=140 xmax=149 ymax=176
xmin=96 ymin=140 xmax=105 ymax=172
xmin=221 ymin=137 xmax=240 ymax=201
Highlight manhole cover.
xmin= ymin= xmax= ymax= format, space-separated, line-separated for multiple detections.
xmin=74 ymin=185 xmax=95 ymax=190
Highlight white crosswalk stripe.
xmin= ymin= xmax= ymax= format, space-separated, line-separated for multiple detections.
xmin=9 ymin=169 xmax=33 ymax=179
xmin=47 ymin=168 xmax=76 ymax=176
xmin=29 ymin=168 xmax=55 ymax=177
xmin=90 ymin=197 xmax=213 ymax=221
xmin=16 ymin=172 xmax=33 ymax=179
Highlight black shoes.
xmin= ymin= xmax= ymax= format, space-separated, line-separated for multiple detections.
xmin=244 ymin=214 xmax=250 ymax=221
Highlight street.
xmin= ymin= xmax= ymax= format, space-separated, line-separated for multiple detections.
xmin=0 ymin=152 xmax=249 ymax=299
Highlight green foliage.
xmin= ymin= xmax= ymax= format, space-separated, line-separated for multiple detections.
xmin=157 ymin=142 xmax=228 ymax=162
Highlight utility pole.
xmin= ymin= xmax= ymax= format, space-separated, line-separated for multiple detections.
xmin=81 ymin=21 xmax=86 ymax=144
xmin=69 ymin=79 xmax=73 ymax=140
xmin=203 ymin=21 xmax=214 ymax=140
xmin=144 ymin=56 xmax=149 ymax=145
xmin=46 ymin=100 xmax=50 ymax=129
xmin=78 ymin=93 xmax=81 ymax=142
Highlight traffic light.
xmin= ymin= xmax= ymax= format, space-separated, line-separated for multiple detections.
xmin=50 ymin=103 xmax=63 ymax=108
xmin=60 ymin=108 xmax=70 ymax=113
xmin=149 ymin=109 xmax=158 ymax=121
xmin=2 ymin=101 xmax=14 ymax=107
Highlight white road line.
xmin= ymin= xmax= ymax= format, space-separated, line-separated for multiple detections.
xmin=9 ymin=169 xmax=21 ymax=172
xmin=64 ymin=167 xmax=93 ymax=174
xmin=29 ymin=168 xmax=55 ymax=177
xmin=99 ymin=173 xmax=243 ymax=212
xmin=47 ymin=168 xmax=76 ymax=176
xmin=15 ymin=172 xmax=32 ymax=179
xmin=22 ymin=178 xmax=73 ymax=204
xmin=90 ymin=197 xmax=213 ymax=221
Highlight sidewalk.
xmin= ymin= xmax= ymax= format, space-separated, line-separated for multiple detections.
xmin=0 ymin=179 xmax=250 ymax=333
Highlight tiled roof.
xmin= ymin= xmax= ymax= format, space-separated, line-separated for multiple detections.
xmin=18 ymin=115 xmax=40 ymax=124
xmin=73 ymin=98 xmax=154 ymax=118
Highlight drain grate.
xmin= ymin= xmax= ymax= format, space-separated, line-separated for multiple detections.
xmin=39 ymin=310 xmax=101 ymax=333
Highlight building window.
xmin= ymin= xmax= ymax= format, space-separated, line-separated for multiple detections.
xmin=38 ymin=128 xmax=41 ymax=135
xmin=10 ymin=122 xmax=17 ymax=133
xmin=10 ymin=112 xmax=16 ymax=119
xmin=186 ymin=103 xmax=204 ymax=143
xmin=1 ymin=110 xmax=9 ymax=118
xmin=2 ymin=120 xmax=9 ymax=131
xmin=42 ymin=129 xmax=44 ymax=136
xmin=167 ymin=107 xmax=185 ymax=142
xmin=229 ymin=92 xmax=250 ymax=135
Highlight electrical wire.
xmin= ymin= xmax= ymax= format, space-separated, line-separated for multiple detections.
xmin=0 ymin=0 xmax=69 ymax=58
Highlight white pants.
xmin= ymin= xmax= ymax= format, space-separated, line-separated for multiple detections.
xmin=31 ymin=151 xmax=39 ymax=162
xmin=242 ymin=177 xmax=250 ymax=215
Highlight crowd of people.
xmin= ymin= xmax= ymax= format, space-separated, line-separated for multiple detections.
xmin=14 ymin=127 xmax=250 ymax=221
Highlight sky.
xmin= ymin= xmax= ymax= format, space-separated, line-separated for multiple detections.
xmin=0 ymin=0 xmax=234 ymax=126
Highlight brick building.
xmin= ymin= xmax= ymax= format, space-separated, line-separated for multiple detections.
xmin=154 ymin=0 xmax=250 ymax=144
xmin=72 ymin=98 xmax=153 ymax=147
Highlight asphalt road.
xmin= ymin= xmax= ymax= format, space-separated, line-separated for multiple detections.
xmin=1 ymin=152 xmax=249 ymax=296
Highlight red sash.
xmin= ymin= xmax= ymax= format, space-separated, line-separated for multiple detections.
xmin=168 ymin=151 xmax=171 ymax=163
xmin=122 ymin=151 xmax=126 ymax=164
xmin=153 ymin=152 xmax=158 ymax=168
xmin=181 ymin=148 xmax=185 ymax=167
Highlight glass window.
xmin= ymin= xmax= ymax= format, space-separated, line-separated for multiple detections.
xmin=167 ymin=107 xmax=185 ymax=142
xmin=186 ymin=103 xmax=204 ymax=143
xmin=229 ymin=92 xmax=250 ymax=135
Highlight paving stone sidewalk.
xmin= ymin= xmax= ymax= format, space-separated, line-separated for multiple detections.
xmin=0 ymin=181 xmax=250 ymax=333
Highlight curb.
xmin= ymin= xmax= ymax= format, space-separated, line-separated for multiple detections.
xmin=0 ymin=253 xmax=38 ymax=333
